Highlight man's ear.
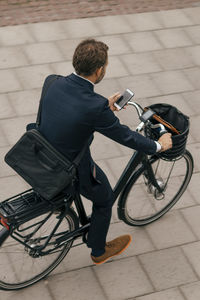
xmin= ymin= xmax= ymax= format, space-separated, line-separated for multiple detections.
xmin=95 ymin=66 xmax=103 ymax=77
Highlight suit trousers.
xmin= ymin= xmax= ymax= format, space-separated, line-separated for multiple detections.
xmin=77 ymin=150 xmax=114 ymax=256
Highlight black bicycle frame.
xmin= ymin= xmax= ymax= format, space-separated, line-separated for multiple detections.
xmin=113 ymin=151 xmax=145 ymax=201
xmin=5 ymin=150 xmax=162 ymax=254
xmin=73 ymin=150 xmax=162 ymax=225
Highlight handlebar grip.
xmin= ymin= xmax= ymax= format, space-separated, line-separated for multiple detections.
xmin=159 ymin=129 xmax=168 ymax=136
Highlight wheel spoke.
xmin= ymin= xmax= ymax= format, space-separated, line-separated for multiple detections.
xmin=119 ymin=151 xmax=193 ymax=226
xmin=0 ymin=209 xmax=78 ymax=289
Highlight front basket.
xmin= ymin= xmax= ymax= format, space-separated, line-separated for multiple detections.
xmin=144 ymin=103 xmax=190 ymax=160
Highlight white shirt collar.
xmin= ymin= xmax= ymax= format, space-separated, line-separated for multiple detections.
xmin=73 ymin=72 xmax=94 ymax=86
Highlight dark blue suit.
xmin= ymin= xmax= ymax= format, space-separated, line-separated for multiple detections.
xmin=39 ymin=73 xmax=157 ymax=255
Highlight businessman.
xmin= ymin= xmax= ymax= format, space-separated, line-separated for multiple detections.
xmin=39 ymin=39 xmax=172 ymax=264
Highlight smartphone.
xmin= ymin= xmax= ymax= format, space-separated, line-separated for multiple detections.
xmin=114 ymin=89 xmax=134 ymax=110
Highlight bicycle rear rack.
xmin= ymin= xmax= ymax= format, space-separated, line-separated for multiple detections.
xmin=0 ymin=189 xmax=72 ymax=228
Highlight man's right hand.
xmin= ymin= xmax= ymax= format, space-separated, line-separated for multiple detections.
xmin=157 ymin=133 xmax=172 ymax=152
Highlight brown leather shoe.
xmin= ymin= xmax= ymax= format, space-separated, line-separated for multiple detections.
xmin=91 ymin=234 xmax=132 ymax=265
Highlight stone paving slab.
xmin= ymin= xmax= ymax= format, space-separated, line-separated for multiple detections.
xmin=150 ymin=70 xmax=194 ymax=94
xmin=145 ymin=210 xmax=197 ymax=249
xmin=0 ymin=282 xmax=52 ymax=300
xmin=154 ymin=8 xmax=193 ymax=27
xmin=154 ymin=28 xmax=193 ymax=48
xmin=182 ymin=241 xmax=200 ymax=278
xmin=186 ymin=46 xmax=200 ymax=66
xmin=0 ymin=94 xmax=16 ymax=119
xmin=123 ymin=31 xmax=163 ymax=52
xmin=183 ymin=69 xmax=200 ymax=91
xmin=185 ymin=25 xmax=200 ymax=43
xmin=116 ymin=75 xmax=161 ymax=100
xmin=139 ymin=247 xmax=197 ymax=290
xmin=121 ymin=52 xmax=162 ymax=75
xmin=0 ymin=24 xmax=35 ymax=46
xmin=48 ymin=267 xmax=107 ymax=300
xmin=180 ymin=281 xmax=200 ymax=300
xmin=29 ymin=21 xmax=69 ymax=43
xmin=94 ymin=257 xmax=154 ymax=299
xmin=123 ymin=12 xmax=164 ymax=31
xmin=135 ymin=287 xmax=185 ymax=300
xmin=152 ymin=48 xmax=195 ymax=71
xmin=0 ymin=69 xmax=22 ymax=93
xmin=23 ymin=42 xmax=64 ymax=65
xmin=105 ymin=56 xmax=130 ymax=78
xmin=0 ymin=6 xmax=200 ymax=300
xmin=8 ymin=89 xmax=41 ymax=116
xmin=187 ymin=172 xmax=200 ymax=204
xmin=60 ymin=18 xmax=102 ymax=39
xmin=15 ymin=65 xmax=53 ymax=90
xmin=183 ymin=6 xmax=200 ymax=24
xmin=181 ymin=206 xmax=200 ymax=238
xmin=0 ymin=46 xmax=29 ymax=69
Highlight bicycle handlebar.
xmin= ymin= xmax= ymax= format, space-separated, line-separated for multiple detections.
xmin=128 ymin=101 xmax=168 ymax=135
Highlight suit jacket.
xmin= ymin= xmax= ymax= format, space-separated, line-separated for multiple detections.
xmin=39 ymin=73 xmax=156 ymax=160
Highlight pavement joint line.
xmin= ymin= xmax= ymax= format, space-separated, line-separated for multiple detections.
xmin=180 ymin=245 xmax=200 ymax=280
xmin=178 ymin=286 xmax=189 ymax=300
xmin=0 ymin=28 xmax=200 ymax=48
xmin=10 ymin=68 xmax=25 ymax=91
xmin=0 ymin=46 xmax=200 ymax=71
xmin=0 ymin=76 xmax=197 ymax=98
xmin=91 ymin=267 xmax=109 ymax=300
xmin=36 ymin=242 xmax=200 ymax=278
xmin=143 ymin=226 xmax=158 ymax=250
xmin=129 ymin=285 xmax=191 ymax=300
xmin=179 ymin=208 xmax=200 ymax=240
xmin=136 ymin=255 xmax=157 ymax=292
xmin=182 ymin=26 xmax=200 ymax=45
xmin=179 ymin=177 xmax=199 ymax=206
xmin=43 ymin=281 xmax=56 ymax=300
xmin=0 ymin=40 xmax=199 ymax=54
xmin=0 ymin=59 xmax=199 ymax=71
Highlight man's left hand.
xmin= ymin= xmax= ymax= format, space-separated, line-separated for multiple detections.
xmin=108 ymin=92 xmax=121 ymax=111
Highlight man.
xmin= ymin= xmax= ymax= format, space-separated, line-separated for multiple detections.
xmin=39 ymin=39 xmax=172 ymax=265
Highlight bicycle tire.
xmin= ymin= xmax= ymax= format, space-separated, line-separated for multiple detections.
xmin=0 ymin=207 xmax=79 ymax=290
xmin=118 ymin=150 xmax=193 ymax=226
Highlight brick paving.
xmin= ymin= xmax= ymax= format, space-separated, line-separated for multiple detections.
xmin=1 ymin=0 xmax=200 ymax=26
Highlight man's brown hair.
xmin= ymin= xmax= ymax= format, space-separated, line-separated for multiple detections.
xmin=72 ymin=39 xmax=109 ymax=76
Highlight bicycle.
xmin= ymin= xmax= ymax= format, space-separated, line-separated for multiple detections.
xmin=0 ymin=101 xmax=194 ymax=290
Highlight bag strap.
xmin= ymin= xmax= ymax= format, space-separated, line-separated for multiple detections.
xmin=36 ymin=74 xmax=88 ymax=166
xmin=73 ymin=143 xmax=88 ymax=167
xmin=36 ymin=75 xmax=58 ymax=128
xmin=144 ymin=107 xmax=180 ymax=135
xmin=152 ymin=114 xmax=180 ymax=135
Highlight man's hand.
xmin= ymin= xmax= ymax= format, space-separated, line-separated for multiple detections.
xmin=108 ymin=92 xmax=121 ymax=111
xmin=157 ymin=133 xmax=173 ymax=152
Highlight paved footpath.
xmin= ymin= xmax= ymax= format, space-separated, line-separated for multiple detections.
xmin=1 ymin=0 xmax=200 ymax=26
xmin=0 ymin=6 xmax=200 ymax=300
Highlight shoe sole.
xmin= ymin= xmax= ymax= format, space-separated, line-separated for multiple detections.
xmin=92 ymin=235 xmax=132 ymax=265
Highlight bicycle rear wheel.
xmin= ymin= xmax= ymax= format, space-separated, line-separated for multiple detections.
xmin=118 ymin=150 xmax=193 ymax=226
xmin=0 ymin=208 xmax=79 ymax=290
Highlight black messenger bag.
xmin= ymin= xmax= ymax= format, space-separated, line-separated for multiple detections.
xmin=4 ymin=75 xmax=87 ymax=200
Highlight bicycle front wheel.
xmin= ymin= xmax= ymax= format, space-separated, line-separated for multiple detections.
xmin=118 ymin=150 xmax=193 ymax=226
xmin=0 ymin=208 xmax=79 ymax=290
